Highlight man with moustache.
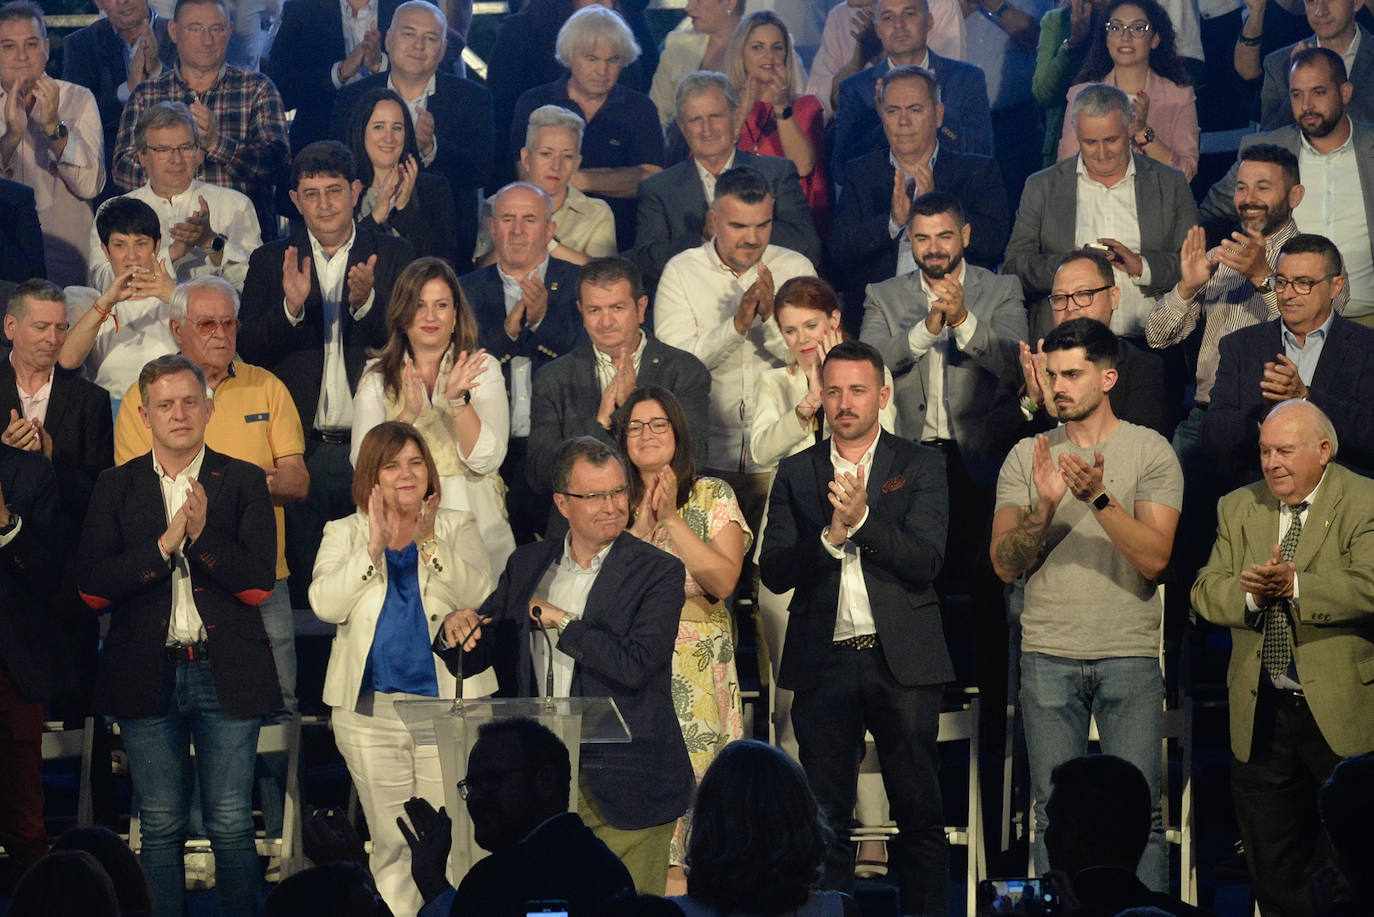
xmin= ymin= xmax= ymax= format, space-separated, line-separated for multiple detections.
xmin=760 ymin=340 xmax=952 ymax=915
xmin=990 ymin=317 xmax=1182 ymax=891
xmin=1252 ymin=0 xmax=1373 ymax=130
xmin=1200 ymin=48 xmax=1374 ymax=324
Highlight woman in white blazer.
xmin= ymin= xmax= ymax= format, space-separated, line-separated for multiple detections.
xmin=310 ymin=421 xmax=494 ymax=916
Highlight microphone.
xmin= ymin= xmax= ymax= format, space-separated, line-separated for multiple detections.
xmin=431 ymin=613 xmax=488 ymax=700
xmin=530 ymin=604 xmax=556 ymax=708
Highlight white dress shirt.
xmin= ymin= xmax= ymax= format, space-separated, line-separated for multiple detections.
xmin=820 ymin=433 xmax=879 ymax=641
xmin=1294 ymin=120 xmax=1373 ymax=317
xmin=907 ymin=261 xmax=980 ymax=441
xmin=890 ymin=147 xmax=940 ymax=279
xmin=1073 ymin=155 xmax=1155 ymax=336
xmin=498 ymin=257 xmax=550 ymax=438
xmin=9 ymin=354 xmax=53 ymax=426
xmin=694 ymin=150 xmax=737 ymax=206
xmin=156 ymin=444 xmax=208 ymax=645
xmin=387 ymin=72 xmax=437 ymax=167
xmin=331 ymin=0 xmax=388 ymax=87
xmin=532 ymin=534 xmax=614 ymax=698
xmin=592 ymin=329 xmax=647 ymax=393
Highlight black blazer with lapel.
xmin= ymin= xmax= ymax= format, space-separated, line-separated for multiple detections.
xmin=630 ymin=149 xmax=822 ymax=292
xmin=0 ymin=444 xmax=69 ymax=701
xmin=266 ymin=0 xmax=404 ymax=154
xmin=827 ymin=146 xmax=1010 ymax=308
xmin=760 ymin=430 xmax=953 ymax=692
xmin=61 ymin=14 xmax=176 ymax=176
xmin=1204 ymin=315 xmax=1374 ymax=489
xmin=459 ymin=257 xmax=585 ymax=406
xmin=237 ymin=225 xmax=414 ymax=427
xmin=455 ymin=533 xmax=694 ymax=831
xmin=0 ymin=177 xmax=45 ymax=283
xmin=0 ymin=363 xmax=113 ymax=539
xmin=76 ymin=447 xmax=280 ymax=719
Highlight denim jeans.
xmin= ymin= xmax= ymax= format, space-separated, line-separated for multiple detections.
xmin=120 ymin=659 xmax=262 ymax=917
xmin=1020 ymin=652 xmax=1168 ymax=891
xmin=257 ymin=578 xmax=295 ymax=838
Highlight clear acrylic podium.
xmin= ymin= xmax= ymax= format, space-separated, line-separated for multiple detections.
xmin=395 ymin=697 xmax=630 ymax=879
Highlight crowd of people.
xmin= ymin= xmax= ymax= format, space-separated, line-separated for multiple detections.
xmin=1 ymin=0 xmax=1373 ymax=913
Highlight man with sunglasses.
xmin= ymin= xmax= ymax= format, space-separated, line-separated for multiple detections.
xmin=1204 ymin=233 xmax=1374 ymax=493
xmin=113 ymin=275 xmax=308 ymax=821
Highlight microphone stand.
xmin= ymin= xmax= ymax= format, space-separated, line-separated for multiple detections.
xmin=530 ymin=605 xmax=557 ymax=712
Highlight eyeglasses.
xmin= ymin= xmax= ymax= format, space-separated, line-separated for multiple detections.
xmin=192 ymin=317 xmax=239 ymax=336
xmin=1048 ymin=285 xmax=1112 ymax=311
xmin=624 ymin=418 xmax=671 ymax=437
xmin=179 ymin=23 xmax=230 ymax=37
xmin=1105 ymin=20 xmax=1152 ymax=36
xmin=560 ymin=485 xmax=629 ymax=504
xmin=456 ymin=767 xmax=533 ymax=800
xmin=1272 ymin=273 xmax=1338 ymax=295
xmin=145 ymin=142 xmax=199 ymax=158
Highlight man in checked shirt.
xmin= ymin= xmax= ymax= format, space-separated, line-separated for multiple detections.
xmin=110 ymin=0 xmax=289 ymax=237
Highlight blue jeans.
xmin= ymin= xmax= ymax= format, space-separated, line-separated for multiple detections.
xmin=257 ymin=578 xmax=295 ymax=838
xmin=120 ymin=659 xmax=262 ymax=917
xmin=1020 ymin=653 xmax=1168 ymax=891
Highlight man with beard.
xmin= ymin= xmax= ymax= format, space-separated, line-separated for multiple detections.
xmin=990 ymin=317 xmax=1182 ymax=891
xmin=860 ymin=190 xmax=1024 ymax=783
xmin=1200 ymin=48 xmax=1374 ymax=324
xmin=400 ymin=718 xmax=635 ymax=917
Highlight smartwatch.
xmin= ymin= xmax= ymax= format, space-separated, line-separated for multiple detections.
xmin=1092 ymin=492 xmax=1111 ymax=511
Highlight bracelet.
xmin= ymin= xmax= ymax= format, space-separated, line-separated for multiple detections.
xmin=947 ymin=311 xmax=968 ymax=329
xmin=1237 ymin=32 xmax=1262 ymax=46
xmin=983 ymin=1 xmax=1009 ymax=18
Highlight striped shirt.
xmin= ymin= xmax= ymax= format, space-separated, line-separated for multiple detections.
xmin=1144 ymin=221 xmax=1294 ymax=405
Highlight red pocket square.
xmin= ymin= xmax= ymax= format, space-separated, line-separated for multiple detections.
xmin=882 ymin=475 xmax=906 ymax=494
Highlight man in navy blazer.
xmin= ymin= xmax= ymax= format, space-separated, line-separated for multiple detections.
xmin=61 ymin=0 xmax=177 ymax=190
xmin=828 ymin=0 xmax=993 ymax=183
xmin=760 ymin=341 xmax=951 ymax=916
xmin=1204 ymin=234 xmax=1374 ymax=492
xmin=446 ymin=437 xmax=693 ymax=896
xmin=77 ymin=354 xmax=278 ymax=917
xmin=630 ymin=72 xmax=820 ymax=293
xmin=828 ymin=65 xmax=1009 ymax=322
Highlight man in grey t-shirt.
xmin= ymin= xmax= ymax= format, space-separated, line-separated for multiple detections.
xmin=990 ymin=317 xmax=1183 ymax=892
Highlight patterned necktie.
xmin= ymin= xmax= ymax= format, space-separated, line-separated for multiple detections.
xmin=1262 ymin=501 xmax=1307 ymax=682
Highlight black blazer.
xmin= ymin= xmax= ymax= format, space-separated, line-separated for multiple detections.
xmin=359 ymin=171 xmax=462 ymax=270
xmin=0 ymin=177 xmax=45 ymax=283
xmin=0 ymin=444 xmax=69 ymax=701
xmin=61 ymin=14 xmax=177 ymax=178
xmin=456 ymin=533 xmax=694 ymax=831
xmin=330 ymin=71 xmax=494 ymax=265
xmin=630 ymin=150 xmax=822 ymax=292
xmin=827 ymin=146 xmax=1010 ymax=307
xmin=0 ymin=363 xmax=113 ymax=539
xmin=76 ymin=447 xmax=280 ymax=719
xmin=1204 ymin=315 xmax=1374 ymax=489
xmin=527 ymin=333 xmax=711 ymax=495
xmin=459 ymin=257 xmax=585 ymax=405
xmin=760 ymin=431 xmax=954 ymax=691
xmin=266 ymin=0 xmax=404 ymax=154
xmin=237 ymin=225 xmax=414 ymax=428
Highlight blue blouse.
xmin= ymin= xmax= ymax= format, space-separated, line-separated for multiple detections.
xmin=361 ymin=543 xmax=439 ymax=698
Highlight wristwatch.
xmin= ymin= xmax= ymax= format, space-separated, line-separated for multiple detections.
xmin=0 ymin=511 xmax=17 ymax=538
xmin=1254 ymin=276 xmax=1274 ymax=295
xmin=46 ymin=122 xmax=68 ymax=143
xmin=1092 ymin=492 xmax=1111 ymax=511
xmin=210 ymin=234 xmax=228 ymax=253
xmin=419 ymin=535 xmax=438 ymax=558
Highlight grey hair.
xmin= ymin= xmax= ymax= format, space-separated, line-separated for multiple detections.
xmin=134 ymin=101 xmax=201 ymax=152
xmin=879 ymin=64 xmax=942 ymax=106
xmin=525 ymin=105 xmax=586 ymax=154
xmin=555 ymin=5 xmax=640 ymax=68
xmin=551 ymin=436 xmax=627 ymax=494
xmin=392 ymin=0 xmax=447 ymax=35
xmin=170 ymin=275 xmax=240 ymax=321
xmin=1069 ymin=82 xmax=1132 ymax=134
xmin=1267 ymin=398 xmax=1340 ymax=458
xmin=675 ymin=71 xmax=739 ymax=119
xmin=492 ymin=181 xmax=555 ymax=220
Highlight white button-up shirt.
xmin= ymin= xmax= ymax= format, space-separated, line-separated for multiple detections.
xmin=498 ymin=257 xmax=550 ymax=438
xmin=694 ymin=149 xmax=737 ymax=206
xmin=387 ymin=72 xmax=437 ymax=167
xmin=820 ymin=434 xmax=879 ymax=641
xmin=532 ymin=534 xmax=613 ymax=698
xmin=1073 ymin=155 xmax=1154 ymax=336
xmin=908 ymin=261 xmax=980 ymax=441
xmin=155 ymin=444 xmax=208 ymax=645
xmin=9 ymin=354 xmax=53 ymax=425
xmin=1294 ymin=120 xmax=1373 ymax=317
xmin=593 ymin=329 xmax=646 ymax=393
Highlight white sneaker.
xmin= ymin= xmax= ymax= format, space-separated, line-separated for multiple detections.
xmin=184 ymin=850 xmax=217 ymax=891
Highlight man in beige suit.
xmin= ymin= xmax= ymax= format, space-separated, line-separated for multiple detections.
xmin=1192 ymin=399 xmax=1374 ymax=917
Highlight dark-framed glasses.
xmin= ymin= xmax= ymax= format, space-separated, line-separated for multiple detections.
xmin=624 ymin=418 xmax=671 ymax=437
xmin=1048 ymin=285 xmax=1112 ymax=312
xmin=1105 ymin=20 xmax=1152 ymax=36
xmin=1271 ymin=273 xmax=1338 ymax=295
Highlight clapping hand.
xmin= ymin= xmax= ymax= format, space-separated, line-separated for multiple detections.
xmin=398 ymin=797 xmax=452 ymax=905
xmin=1031 ymin=433 xmax=1067 ymax=508
xmin=443 ymin=348 xmax=488 ymax=404
xmin=1260 ymin=353 xmax=1308 ymax=402
xmin=1020 ymin=339 xmax=1053 ymax=416
xmin=826 ymin=466 xmax=867 ymax=544
xmin=1239 ymin=543 xmax=1296 ymax=604
xmin=282 ymin=246 xmax=313 ymax=316
xmin=1058 ymin=450 xmax=1106 ymax=503
xmin=346 ymin=254 xmax=378 ymax=311
xmin=366 ymin=483 xmax=395 ymax=563
xmin=1176 ymin=225 xmax=1216 ymax=300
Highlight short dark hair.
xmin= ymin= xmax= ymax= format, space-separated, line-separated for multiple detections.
xmin=551 ymin=436 xmax=626 ymax=495
xmin=1046 ymin=755 xmax=1151 ymax=871
xmin=878 ymin=64 xmax=940 ymax=106
xmin=345 ymin=88 xmax=421 ymax=190
xmin=1239 ymin=142 xmax=1300 ymax=188
xmin=909 ymin=190 xmax=965 ymax=227
xmin=52 ymin=827 xmax=151 ymax=917
xmin=137 ymin=353 xmax=208 ymax=405
xmin=617 ymin=386 xmax=696 ymax=512
xmin=822 ymin=339 xmax=885 ymax=383
xmin=1279 ymin=233 xmax=1344 ymax=278
xmin=476 ymin=718 xmax=573 ymax=803
xmin=1041 ymin=316 xmax=1119 ymax=368
xmin=292 ymin=141 xmax=356 ymax=188
xmin=712 ymin=166 xmax=772 ymax=208
xmin=266 ymin=862 xmax=383 ymax=917
xmin=0 ymin=1 xmax=45 ymax=39
xmin=174 ymin=0 xmax=230 ymax=20
xmin=7 ymin=849 xmax=119 ymax=917
xmin=1290 ymin=45 xmax=1348 ymax=85
xmin=580 ymin=256 xmax=645 ymax=303
xmin=1058 ymin=248 xmax=1116 ymax=287
xmin=96 ymin=197 xmax=162 ymax=246
xmin=6 ymin=278 xmax=65 ymax=319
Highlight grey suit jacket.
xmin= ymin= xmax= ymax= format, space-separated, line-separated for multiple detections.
xmin=1193 ymin=462 xmax=1374 ymax=760
xmin=1259 ymin=25 xmax=1374 ymax=131
xmin=1002 ymin=153 xmax=1196 ymax=304
xmin=629 ymin=150 xmax=822 ymax=291
xmin=526 ymin=331 xmax=712 ymax=496
xmin=859 ymin=265 xmax=1027 ymax=486
xmin=1198 ymin=119 xmax=1374 ymax=279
